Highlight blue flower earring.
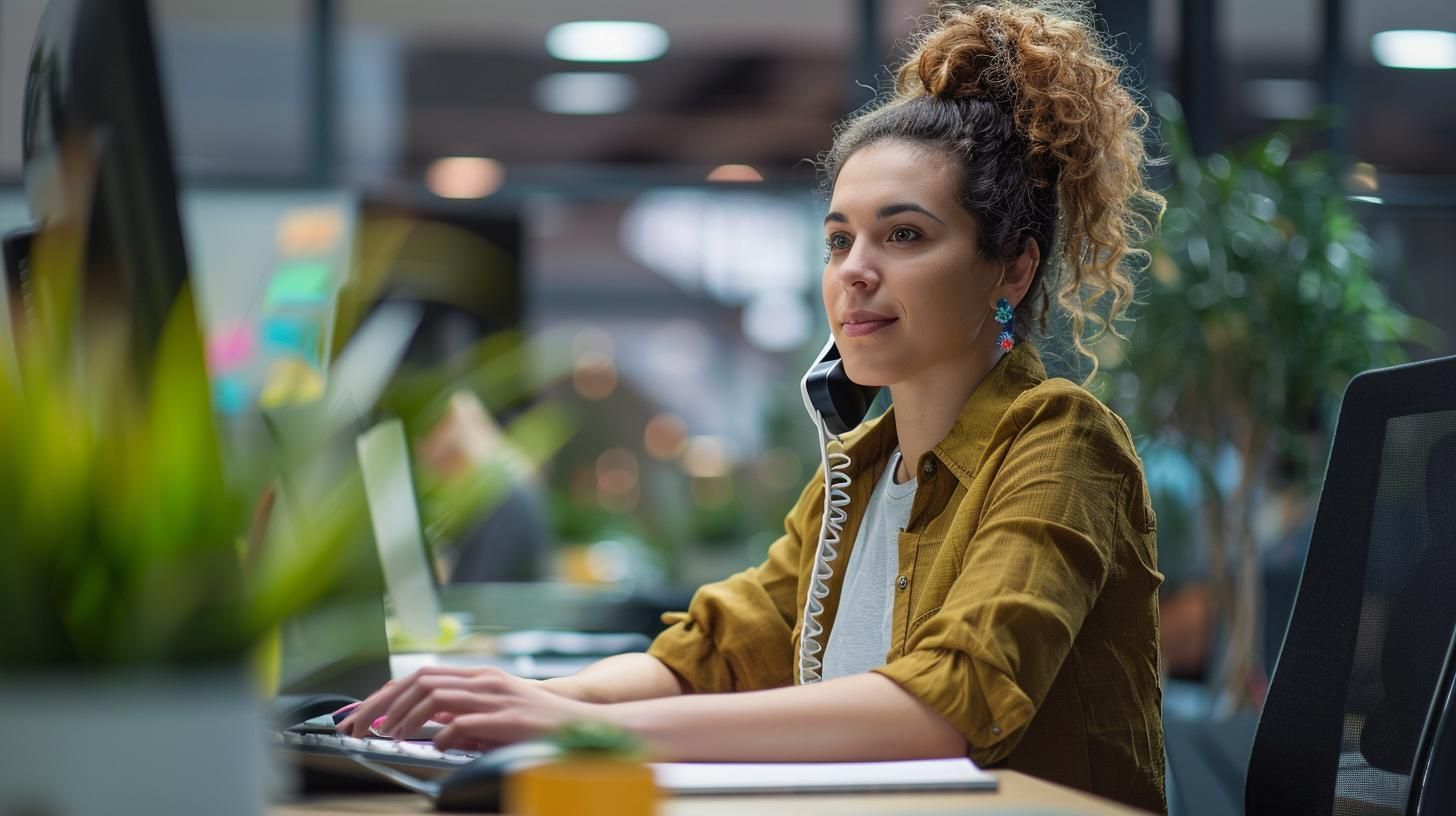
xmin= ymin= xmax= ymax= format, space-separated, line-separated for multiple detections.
xmin=995 ymin=298 xmax=1015 ymax=352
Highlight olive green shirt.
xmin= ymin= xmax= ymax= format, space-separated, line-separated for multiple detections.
xmin=646 ymin=342 xmax=1166 ymax=812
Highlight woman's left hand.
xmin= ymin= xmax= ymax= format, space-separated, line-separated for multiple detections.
xmin=343 ymin=666 xmax=605 ymax=751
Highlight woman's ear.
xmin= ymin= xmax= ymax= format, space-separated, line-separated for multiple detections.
xmin=995 ymin=237 xmax=1040 ymax=307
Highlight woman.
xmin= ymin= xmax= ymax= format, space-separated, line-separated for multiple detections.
xmin=341 ymin=1 xmax=1166 ymax=809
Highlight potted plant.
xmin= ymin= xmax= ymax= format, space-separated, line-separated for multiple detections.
xmin=1104 ymin=93 xmax=1440 ymax=711
xmin=505 ymin=721 xmax=658 ymax=816
xmin=0 ymin=221 xmax=368 ymax=814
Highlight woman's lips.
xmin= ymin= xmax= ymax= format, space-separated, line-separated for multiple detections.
xmin=842 ymin=318 xmax=897 ymax=337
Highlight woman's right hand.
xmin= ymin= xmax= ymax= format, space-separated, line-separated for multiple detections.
xmin=335 ymin=664 xmax=603 ymax=750
xmin=335 ymin=666 xmax=475 ymax=738
xmin=335 ymin=653 xmax=679 ymax=739
xmin=335 ymin=666 xmax=590 ymax=739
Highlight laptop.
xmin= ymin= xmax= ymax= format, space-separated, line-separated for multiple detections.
xmin=355 ymin=416 xmax=651 ymax=668
xmin=357 ymin=418 xmax=446 ymax=644
xmin=274 ymin=300 xmax=646 ymax=699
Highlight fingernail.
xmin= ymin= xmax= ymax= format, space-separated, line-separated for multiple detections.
xmin=332 ymin=702 xmax=360 ymax=716
xmin=370 ymin=716 xmax=389 ymax=734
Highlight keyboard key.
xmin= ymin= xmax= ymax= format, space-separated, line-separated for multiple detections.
xmin=361 ymin=739 xmax=401 ymax=754
xmin=394 ymin=742 xmax=444 ymax=759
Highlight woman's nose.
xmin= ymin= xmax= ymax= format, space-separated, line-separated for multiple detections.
xmin=836 ymin=244 xmax=879 ymax=291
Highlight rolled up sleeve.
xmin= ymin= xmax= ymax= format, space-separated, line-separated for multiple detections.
xmin=647 ymin=473 xmax=821 ymax=693
xmin=873 ymin=391 xmax=1128 ymax=765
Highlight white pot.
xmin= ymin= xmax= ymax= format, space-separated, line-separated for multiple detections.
xmin=0 ymin=670 xmax=269 ymax=816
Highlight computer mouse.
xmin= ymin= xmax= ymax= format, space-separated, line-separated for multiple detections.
xmin=434 ymin=742 xmax=562 ymax=813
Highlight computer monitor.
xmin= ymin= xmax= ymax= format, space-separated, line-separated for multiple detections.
xmin=14 ymin=0 xmax=188 ymax=372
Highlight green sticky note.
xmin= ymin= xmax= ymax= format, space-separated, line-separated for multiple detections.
xmin=266 ymin=261 xmax=332 ymax=307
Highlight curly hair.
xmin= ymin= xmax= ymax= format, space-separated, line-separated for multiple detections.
xmin=819 ymin=0 xmax=1164 ymax=378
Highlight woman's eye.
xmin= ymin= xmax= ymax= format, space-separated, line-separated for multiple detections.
xmin=826 ymin=233 xmax=851 ymax=252
xmin=890 ymin=227 xmax=920 ymax=243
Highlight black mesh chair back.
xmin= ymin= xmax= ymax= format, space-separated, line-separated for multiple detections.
xmin=1246 ymin=355 xmax=1456 ymax=816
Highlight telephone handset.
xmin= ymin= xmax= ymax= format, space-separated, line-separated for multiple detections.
xmin=800 ymin=337 xmax=881 ymax=437
xmin=796 ymin=337 xmax=882 ymax=684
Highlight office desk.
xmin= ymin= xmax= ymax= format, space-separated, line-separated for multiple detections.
xmin=272 ymin=770 xmax=1146 ymax=815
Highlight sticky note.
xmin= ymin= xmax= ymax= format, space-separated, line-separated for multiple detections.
xmin=207 ymin=322 xmax=256 ymax=372
xmin=260 ymin=357 xmax=325 ymax=408
xmin=213 ymin=376 xmax=251 ymax=416
xmin=277 ymin=207 xmax=344 ymax=256
xmin=265 ymin=261 xmax=332 ymax=307
xmin=260 ymin=315 xmax=320 ymax=363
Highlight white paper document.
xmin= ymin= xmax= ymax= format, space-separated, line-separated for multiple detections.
xmin=650 ymin=758 xmax=997 ymax=795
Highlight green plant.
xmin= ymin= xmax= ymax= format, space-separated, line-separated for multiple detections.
xmin=546 ymin=720 xmax=646 ymax=761
xmin=0 ymin=226 xmax=367 ymax=670
xmin=1105 ymin=93 xmax=1440 ymax=709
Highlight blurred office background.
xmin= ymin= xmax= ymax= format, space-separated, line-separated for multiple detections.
xmin=1 ymin=1 xmax=1452 ymax=812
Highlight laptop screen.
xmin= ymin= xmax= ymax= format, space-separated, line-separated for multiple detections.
xmin=358 ymin=418 xmax=445 ymax=643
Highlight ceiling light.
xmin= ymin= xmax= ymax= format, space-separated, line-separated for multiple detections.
xmin=1371 ymin=30 xmax=1456 ymax=70
xmin=425 ymin=157 xmax=504 ymax=199
xmin=534 ymin=72 xmax=637 ymax=115
xmin=1346 ymin=162 xmax=1379 ymax=193
xmin=707 ymin=164 xmax=764 ymax=183
xmin=546 ymin=21 xmax=669 ymax=63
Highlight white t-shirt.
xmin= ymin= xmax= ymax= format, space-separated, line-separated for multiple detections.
xmin=821 ymin=450 xmax=917 ymax=680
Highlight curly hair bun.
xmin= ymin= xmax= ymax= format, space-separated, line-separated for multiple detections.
xmin=894 ymin=1 xmax=1163 ymax=374
xmin=905 ymin=3 xmax=1021 ymax=105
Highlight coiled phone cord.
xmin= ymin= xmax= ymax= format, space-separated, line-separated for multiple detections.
xmin=797 ymin=413 xmax=854 ymax=685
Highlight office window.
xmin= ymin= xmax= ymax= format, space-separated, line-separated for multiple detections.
xmin=152 ymin=0 xmax=312 ymax=179
xmin=1349 ymin=0 xmax=1456 ymax=174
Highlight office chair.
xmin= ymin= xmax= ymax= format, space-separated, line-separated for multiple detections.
xmin=1245 ymin=354 xmax=1456 ymax=816
xmin=1408 ymin=637 xmax=1456 ymax=815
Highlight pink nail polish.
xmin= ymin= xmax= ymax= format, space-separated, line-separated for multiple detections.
xmin=332 ymin=702 xmax=360 ymax=716
xmin=370 ymin=716 xmax=389 ymax=732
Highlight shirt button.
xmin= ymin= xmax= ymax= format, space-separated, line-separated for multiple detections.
xmin=990 ymin=724 xmax=1002 ymax=736
xmin=896 ymin=575 xmax=908 ymax=591
xmin=921 ymin=458 xmax=936 ymax=476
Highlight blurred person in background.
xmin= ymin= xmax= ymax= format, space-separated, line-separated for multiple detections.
xmin=390 ymin=295 xmax=551 ymax=584
xmin=415 ymin=386 xmax=551 ymax=583
xmin=341 ymin=1 xmax=1165 ymax=809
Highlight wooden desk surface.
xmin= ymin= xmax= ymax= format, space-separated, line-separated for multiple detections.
xmin=272 ymin=770 xmax=1146 ymax=815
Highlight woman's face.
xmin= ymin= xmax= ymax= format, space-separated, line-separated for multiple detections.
xmin=823 ymin=140 xmax=1001 ymax=388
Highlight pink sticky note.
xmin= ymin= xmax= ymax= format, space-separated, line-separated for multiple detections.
xmin=208 ymin=322 xmax=256 ymax=372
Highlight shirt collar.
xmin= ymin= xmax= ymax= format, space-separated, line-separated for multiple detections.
xmin=843 ymin=341 xmax=1047 ymax=485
